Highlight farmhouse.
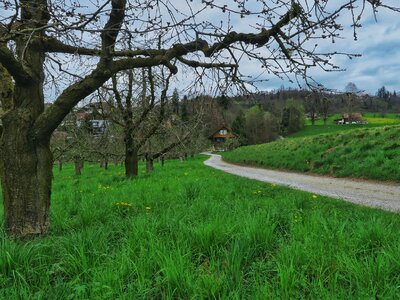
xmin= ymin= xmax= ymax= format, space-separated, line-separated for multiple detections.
xmin=88 ymin=119 xmax=109 ymax=136
xmin=334 ymin=112 xmax=367 ymax=124
xmin=210 ymin=126 xmax=236 ymax=151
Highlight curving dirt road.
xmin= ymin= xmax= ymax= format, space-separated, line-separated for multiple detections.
xmin=204 ymin=153 xmax=400 ymax=212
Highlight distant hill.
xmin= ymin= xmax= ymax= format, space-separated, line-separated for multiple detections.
xmin=222 ymin=125 xmax=400 ymax=181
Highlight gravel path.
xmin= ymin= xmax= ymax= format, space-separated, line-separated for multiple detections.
xmin=204 ymin=153 xmax=400 ymax=212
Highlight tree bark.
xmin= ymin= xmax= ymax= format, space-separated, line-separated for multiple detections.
xmin=125 ymin=147 xmax=138 ymax=177
xmin=124 ymin=123 xmax=139 ymax=177
xmin=0 ymin=91 xmax=52 ymax=238
xmin=0 ymin=31 xmax=53 ymax=237
xmin=74 ymin=157 xmax=82 ymax=175
xmin=146 ymin=156 xmax=154 ymax=173
xmin=104 ymin=157 xmax=108 ymax=170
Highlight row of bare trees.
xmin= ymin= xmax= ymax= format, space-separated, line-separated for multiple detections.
xmin=51 ymin=67 xmax=205 ymax=177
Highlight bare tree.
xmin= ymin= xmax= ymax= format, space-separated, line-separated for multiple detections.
xmin=107 ymin=67 xmax=172 ymax=177
xmin=141 ymin=112 xmax=204 ymax=172
xmin=0 ymin=1 xmax=398 ymax=237
xmin=305 ymin=91 xmax=321 ymax=125
xmin=320 ymin=96 xmax=332 ymax=125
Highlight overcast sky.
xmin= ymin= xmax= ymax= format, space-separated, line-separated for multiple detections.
xmin=4 ymin=1 xmax=397 ymax=99
xmin=252 ymin=6 xmax=400 ymax=94
xmin=169 ymin=1 xmax=400 ymax=95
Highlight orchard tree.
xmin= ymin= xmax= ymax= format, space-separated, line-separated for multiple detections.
xmin=141 ymin=118 xmax=203 ymax=172
xmin=305 ymin=91 xmax=321 ymax=125
xmin=0 ymin=1 xmax=398 ymax=237
xmin=320 ymin=96 xmax=332 ymax=125
xmin=108 ymin=67 xmax=172 ymax=177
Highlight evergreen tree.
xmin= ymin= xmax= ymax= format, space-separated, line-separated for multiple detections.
xmin=171 ymin=88 xmax=180 ymax=114
xmin=377 ymin=86 xmax=389 ymax=100
xmin=181 ymin=95 xmax=189 ymax=121
xmin=231 ymin=111 xmax=247 ymax=145
xmin=217 ymin=94 xmax=229 ymax=110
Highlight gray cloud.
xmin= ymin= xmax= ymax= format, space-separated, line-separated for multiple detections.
xmin=252 ymin=5 xmax=400 ymax=94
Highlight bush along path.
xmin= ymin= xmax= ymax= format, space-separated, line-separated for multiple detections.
xmin=204 ymin=153 xmax=400 ymax=212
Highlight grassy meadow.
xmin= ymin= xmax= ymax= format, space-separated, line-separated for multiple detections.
xmin=223 ymin=125 xmax=400 ymax=181
xmin=1 ymin=157 xmax=400 ymax=298
xmin=290 ymin=112 xmax=400 ymax=138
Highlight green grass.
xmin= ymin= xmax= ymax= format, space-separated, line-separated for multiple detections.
xmin=305 ymin=113 xmax=400 ymax=126
xmin=292 ymin=112 xmax=400 ymax=138
xmin=363 ymin=112 xmax=400 ymax=125
xmin=0 ymin=157 xmax=400 ymax=298
xmin=223 ymin=125 xmax=400 ymax=181
xmin=289 ymin=124 xmax=376 ymax=138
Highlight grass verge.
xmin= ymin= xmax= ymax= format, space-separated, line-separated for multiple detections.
xmin=223 ymin=125 xmax=400 ymax=181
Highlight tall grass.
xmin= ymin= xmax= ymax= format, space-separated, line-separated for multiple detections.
xmin=223 ymin=125 xmax=400 ymax=181
xmin=0 ymin=157 xmax=399 ymax=298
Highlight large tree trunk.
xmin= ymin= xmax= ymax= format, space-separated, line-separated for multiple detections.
xmin=125 ymin=147 xmax=138 ymax=177
xmin=124 ymin=125 xmax=138 ymax=177
xmin=0 ymin=24 xmax=54 ymax=238
xmin=0 ymin=89 xmax=52 ymax=238
xmin=0 ymin=10 xmax=55 ymax=237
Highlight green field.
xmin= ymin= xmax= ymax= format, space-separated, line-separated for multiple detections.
xmin=291 ymin=113 xmax=400 ymax=138
xmin=223 ymin=125 xmax=400 ymax=181
xmin=289 ymin=124 xmax=374 ymax=138
xmin=0 ymin=157 xmax=400 ymax=298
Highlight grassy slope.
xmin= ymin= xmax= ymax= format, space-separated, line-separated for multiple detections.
xmin=1 ymin=157 xmax=400 ymax=298
xmin=223 ymin=125 xmax=400 ymax=181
